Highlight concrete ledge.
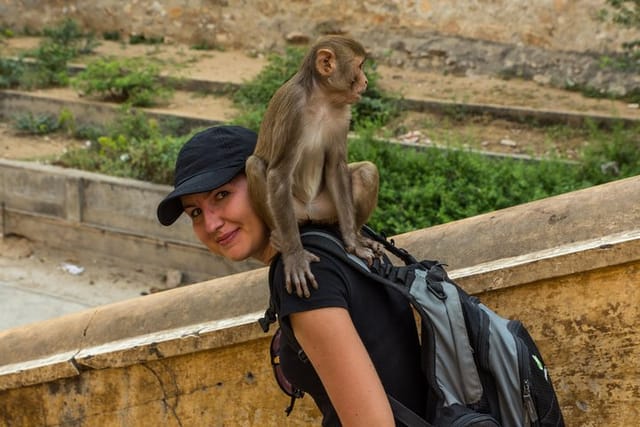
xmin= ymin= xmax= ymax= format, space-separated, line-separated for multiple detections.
xmin=0 ymin=158 xmax=261 ymax=281
xmin=453 ymin=229 xmax=640 ymax=294
xmin=0 ymin=265 xmax=270 ymax=371
xmin=1 ymin=227 xmax=638 ymax=392
xmin=393 ymin=174 xmax=640 ymax=269
xmin=0 ymin=313 xmax=265 ymax=391
xmin=401 ymin=97 xmax=640 ymax=129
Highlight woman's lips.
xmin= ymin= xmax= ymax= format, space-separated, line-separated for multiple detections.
xmin=217 ymin=229 xmax=239 ymax=246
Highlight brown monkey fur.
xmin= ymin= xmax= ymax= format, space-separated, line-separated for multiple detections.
xmin=246 ymin=35 xmax=381 ymax=298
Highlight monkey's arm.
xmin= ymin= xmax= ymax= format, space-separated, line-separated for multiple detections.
xmin=257 ymin=87 xmax=321 ymax=297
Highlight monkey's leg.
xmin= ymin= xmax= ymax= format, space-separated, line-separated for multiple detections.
xmin=349 ymin=161 xmax=379 ymax=228
xmin=349 ymin=161 xmax=384 ymax=256
xmin=297 ymin=161 xmax=378 ymax=225
xmin=298 ymin=161 xmax=383 ymax=256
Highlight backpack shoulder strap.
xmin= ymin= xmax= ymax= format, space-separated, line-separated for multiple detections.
xmin=300 ymin=229 xmax=433 ymax=427
xmin=258 ymin=253 xmax=283 ymax=333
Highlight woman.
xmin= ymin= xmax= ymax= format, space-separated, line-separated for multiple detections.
xmin=157 ymin=125 xmax=426 ymax=426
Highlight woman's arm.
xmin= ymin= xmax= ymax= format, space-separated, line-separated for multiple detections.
xmin=290 ymin=307 xmax=395 ymax=427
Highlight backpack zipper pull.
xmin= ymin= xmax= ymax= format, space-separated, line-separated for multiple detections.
xmin=523 ymin=379 xmax=539 ymax=425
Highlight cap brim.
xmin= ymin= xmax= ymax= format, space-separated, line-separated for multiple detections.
xmin=156 ymin=164 xmax=242 ymax=226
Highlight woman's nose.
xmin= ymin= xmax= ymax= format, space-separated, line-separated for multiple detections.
xmin=202 ymin=207 xmax=223 ymax=233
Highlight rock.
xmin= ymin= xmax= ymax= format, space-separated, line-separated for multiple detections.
xmin=499 ymin=139 xmax=518 ymax=147
xmin=285 ymin=32 xmax=310 ymax=44
xmin=165 ymin=269 xmax=183 ymax=288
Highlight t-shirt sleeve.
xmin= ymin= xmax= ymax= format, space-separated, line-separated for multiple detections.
xmin=272 ymin=250 xmax=351 ymax=319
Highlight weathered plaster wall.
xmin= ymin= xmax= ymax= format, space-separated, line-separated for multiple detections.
xmin=0 ymin=0 xmax=636 ymax=54
xmin=0 ymin=332 xmax=323 ymax=425
xmin=0 ymin=233 xmax=637 ymax=425
xmin=0 ymin=176 xmax=639 ymax=426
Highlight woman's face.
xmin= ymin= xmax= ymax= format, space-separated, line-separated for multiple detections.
xmin=180 ymin=174 xmax=273 ymax=263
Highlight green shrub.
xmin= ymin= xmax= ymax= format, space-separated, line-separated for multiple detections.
xmin=348 ymin=131 xmax=589 ymax=235
xmin=0 ymin=57 xmax=24 ymax=88
xmin=56 ymin=106 xmax=186 ymax=183
xmin=102 ymin=31 xmax=121 ymax=41
xmin=12 ymin=109 xmax=77 ymax=135
xmin=7 ymin=19 xmax=99 ymax=89
xmin=23 ymin=40 xmax=74 ymax=87
xmin=232 ymin=46 xmax=399 ymax=130
xmin=71 ymin=57 xmax=172 ymax=106
xmin=129 ymin=34 xmax=164 ymax=45
xmin=13 ymin=112 xmax=60 ymax=134
xmin=577 ymin=120 xmax=640 ymax=183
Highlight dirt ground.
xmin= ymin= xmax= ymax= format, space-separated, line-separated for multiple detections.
xmin=1 ymin=37 xmax=639 ymax=328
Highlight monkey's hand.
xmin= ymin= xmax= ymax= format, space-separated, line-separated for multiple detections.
xmin=283 ymin=249 xmax=320 ymax=298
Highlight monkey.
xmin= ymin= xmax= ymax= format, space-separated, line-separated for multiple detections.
xmin=245 ymin=35 xmax=382 ymax=298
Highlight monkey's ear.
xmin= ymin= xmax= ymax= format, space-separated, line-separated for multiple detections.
xmin=315 ymin=48 xmax=336 ymax=77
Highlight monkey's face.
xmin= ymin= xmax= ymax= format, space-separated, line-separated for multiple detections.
xmin=345 ymin=56 xmax=368 ymax=104
xmin=181 ymin=174 xmax=273 ymax=263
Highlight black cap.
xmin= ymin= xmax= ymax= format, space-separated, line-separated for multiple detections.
xmin=157 ymin=125 xmax=257 ymax=226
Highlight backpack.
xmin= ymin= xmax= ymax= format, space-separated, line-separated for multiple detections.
xmin=259 ymin=226 xmax=565 ymax=427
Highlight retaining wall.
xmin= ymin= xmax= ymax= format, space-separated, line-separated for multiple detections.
xmin=0 ymin=158 xmax=261 ymax=284
xmin=0 ymin=176 xmax=639 ymax=425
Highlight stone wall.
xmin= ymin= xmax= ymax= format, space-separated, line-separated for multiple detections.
xmin=0 ymin=0 xmax=637 ymax=55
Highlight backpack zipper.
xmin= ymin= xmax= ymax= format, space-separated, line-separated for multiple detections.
xmin=523 ymin=379 xmax=539 ymax=425
xmin=512 ymin=320 xmax=540 ymax=427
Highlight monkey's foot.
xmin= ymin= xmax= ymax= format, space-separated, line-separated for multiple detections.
xmin=345 ymin=236 xmax=384 ymax=266
xmin=359 ymin=236 xmax=384 ymax=257
xmin=283 ymin=249 xmax=320 ymax=298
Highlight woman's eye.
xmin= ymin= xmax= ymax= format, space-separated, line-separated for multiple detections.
xmin=214 ymin=190 xmax=229 ymax=200
xmin=189 ymin=208 xmax=202 ymax=219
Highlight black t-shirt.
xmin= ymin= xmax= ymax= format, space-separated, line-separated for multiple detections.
xmin=271 ymin=226 xmax=427 ymax=426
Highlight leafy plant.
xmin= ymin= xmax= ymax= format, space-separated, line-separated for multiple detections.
xmin=1 ymin=27 xmax=14 ymax=38
xmin=0 ymin=57 xmax=24 ymax=88
xmin=56 ymin=106 xmax=186 ymax=183
xmin=232 ymin=46 xmax=399 ymax=130
xmin=40 ymin=18 xmax=100 ymax=55
xmin=348 ymin=131 xmax=587 ymax=235
xmin=577 ymin=120 xmax=640 ymax=183
xmin=24 ymin=40 xmax=75 ymax=87
xmin=12 ymin=18 xmax=100 ymax=89
xmin=13 ymin=112 xmax=60 ymax=134
xmin=102 ymin=31 xmax=121 ymax=41
xmin=12 ymin=108 xmax=76 ymax=135
xmin=71 ymin=57 xmax=172 ymax=106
